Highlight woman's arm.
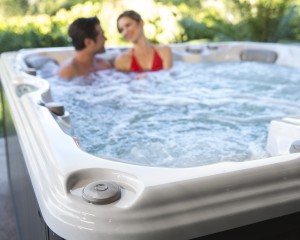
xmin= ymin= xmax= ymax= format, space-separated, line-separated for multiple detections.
xmin=159 ymin=46 xmax=173 ymax=70
xmin=114 ymin=51 xmax=131 ymax=72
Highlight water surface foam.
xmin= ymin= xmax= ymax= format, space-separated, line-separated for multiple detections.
xmin=44 ymin=61 xmax=300 ymax=167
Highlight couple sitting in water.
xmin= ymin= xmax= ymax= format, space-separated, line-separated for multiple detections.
xmin=58 ymin=10 xmax=173 ymax=80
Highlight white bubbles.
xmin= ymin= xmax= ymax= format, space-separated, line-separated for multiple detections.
xmin=43 ymin=62 xmax=300 ymax=167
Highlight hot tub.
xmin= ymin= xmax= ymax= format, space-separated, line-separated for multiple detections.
xmin=1 ymin=42 xmax=300 ymax=240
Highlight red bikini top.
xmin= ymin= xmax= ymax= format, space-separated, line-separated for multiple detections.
xmin=130 ymin=47 xmax=163 ymax=72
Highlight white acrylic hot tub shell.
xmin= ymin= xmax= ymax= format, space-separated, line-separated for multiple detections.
xmin=1 ymin=42 xmax=300 ymax=240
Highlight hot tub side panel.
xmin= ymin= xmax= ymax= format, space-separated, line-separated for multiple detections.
xmin=1 ymin=84 xmax=64 ymax=240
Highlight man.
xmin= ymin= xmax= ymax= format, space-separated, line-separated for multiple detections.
xmin=57 ymin=17 xmax=111 ymax=79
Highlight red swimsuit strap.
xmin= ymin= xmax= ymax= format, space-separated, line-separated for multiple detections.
xmin=130 ymin=47 xmax=163 ymax=72
xmin=151 ymin=47 xmax=163 ymax=71
xmin=130 ymin=48 xmax=143 ymax=72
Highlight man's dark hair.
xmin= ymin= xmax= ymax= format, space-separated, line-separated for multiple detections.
xmin=68 ymin=17 xmax=100 ymax=50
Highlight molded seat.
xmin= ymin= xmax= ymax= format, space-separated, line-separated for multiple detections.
xmin=240 ymin=49 xmax=278 ymax=63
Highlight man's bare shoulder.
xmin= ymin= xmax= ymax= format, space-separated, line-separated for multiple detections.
xmin=57 ymin=59 xmax=76 ymax=80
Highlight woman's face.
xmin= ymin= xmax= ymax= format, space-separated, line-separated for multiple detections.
xmin=117 ymin=16 xmax=143 ymax=43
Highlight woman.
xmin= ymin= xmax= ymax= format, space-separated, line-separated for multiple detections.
xmin=114 ymin=10 xmax=173 ymax=72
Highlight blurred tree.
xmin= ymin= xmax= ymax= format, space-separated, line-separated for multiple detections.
xmin=0 ymin=0 xmax=29 ymax=16
xmin=158 ymin=0 xmax=300 ymax=42
xmin=155 ymin=0 xmax=201 ymax=6
xmin=218 ymin=0 xmax=295 ymax=42
xmin=0 ymin=0 xmax=299 ymax=49
xmin=179 ymin=17 xmax=214 ymax=41
xmin=28 ymin=0 xmax=68 ymax=15
xmin=0 ymin=0 xmax=93 ymax=16
xmin=155 ymin=0 xmax=203 ymax=17
xmin=287 ymin=5 xmax=300 ymax=41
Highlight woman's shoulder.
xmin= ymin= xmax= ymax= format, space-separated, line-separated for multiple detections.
xmin=155 ymin=45 xmax=171 ymax=52
xmin=154 ymin=45 xmax=172 ymax=58
xmin=114 ymin=49 xmax=132 ymax=71
xmin=154 ymin=45 xmax=173 ymax=69
xmin=115 ymin=49 xmax=132 ymax=61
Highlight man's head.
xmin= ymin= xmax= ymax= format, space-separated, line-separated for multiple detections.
xmin=68 ymin=17 xmax=106 ymax=53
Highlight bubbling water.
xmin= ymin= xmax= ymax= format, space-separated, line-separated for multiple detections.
xmin=44 ymin=61 xmax=300 ymax=167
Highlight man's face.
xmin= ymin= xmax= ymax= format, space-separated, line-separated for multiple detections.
xmin=93 ymin=24 xmax=107 ymax=53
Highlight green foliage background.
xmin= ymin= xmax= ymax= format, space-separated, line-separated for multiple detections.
xmin=0 ymin=0 xmax=300 ymax=54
